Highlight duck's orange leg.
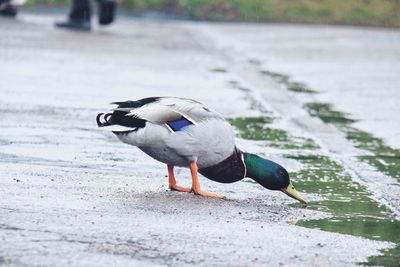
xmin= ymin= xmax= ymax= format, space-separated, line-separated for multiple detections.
xmin=189 ymin=161 xmax=225 ymax=199
xmin=168 ymin=165 xmax=191 ymax=192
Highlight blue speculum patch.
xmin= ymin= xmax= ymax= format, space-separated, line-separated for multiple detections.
xmin=167 ymin=118 xmax=193 ymax=131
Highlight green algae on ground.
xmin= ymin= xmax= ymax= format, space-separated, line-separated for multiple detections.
xmin=305 ymin=102 xmax=356 ymax=124
xmin=305 ymin=102 xmax=400 ymax=180
xmin=287 ymin=154 xmax=400 ymax=266
xmin=364 ymin=245 xmax=400 ymax=266
xmin=260 ymin=70 xmax=317 ymax=94
xmin=229 ymin=117 xmax=319 ymax=150
xmin=260 ymin=70 xmax=289 ymax=84
xmin=345 ymin=127 xmax=400 ymax=180
xmin=287 ymin=82 xmax=317 ymax=93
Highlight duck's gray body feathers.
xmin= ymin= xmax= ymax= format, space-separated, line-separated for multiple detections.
xmin=97 ymin=97 xmax=236 ymax=169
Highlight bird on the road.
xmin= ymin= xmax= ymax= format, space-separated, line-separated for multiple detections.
xmin=96 ymin=97 xmax=306 ymax=204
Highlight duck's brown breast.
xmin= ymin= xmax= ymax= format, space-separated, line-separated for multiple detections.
xmin=198 ymin=147 xmax=246 ymax=183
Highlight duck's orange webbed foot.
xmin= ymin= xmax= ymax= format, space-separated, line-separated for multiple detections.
xmin=168 ymin=165 xmax=191 ymax=193
xmin=189 ymin=162 xmax=225 ymax=199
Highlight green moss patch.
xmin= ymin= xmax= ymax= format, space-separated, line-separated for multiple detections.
xmin=229 ymin=117 xmax=319 ymax=150
xmin=261 ymin=70 xmax=317 ymax=94
xmin=304 ymin=102 xmax=356 ymax=124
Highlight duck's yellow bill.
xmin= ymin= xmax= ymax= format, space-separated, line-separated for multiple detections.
xmin=282 ymin=181 xmax=307 ymax=205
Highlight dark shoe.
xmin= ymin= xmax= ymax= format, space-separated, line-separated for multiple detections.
xmin=55 ymin=19 xmax=91 ymax=31
xmin=0 ymin=3 xmax=17 ymax=17
xmin=98 ymin=0 xmax=116 ymax=25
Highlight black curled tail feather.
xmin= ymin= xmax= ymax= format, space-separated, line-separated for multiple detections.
xmin=96 ymin=110 xmax=147 ymax=129
xmin=97 ymin=98 xmax=152 ymax=129
xmin=96 ymin=112 xmax=113 ymax=127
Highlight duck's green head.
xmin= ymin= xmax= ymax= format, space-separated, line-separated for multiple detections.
xmin=243 ymin=152 xmax=307 ymax=205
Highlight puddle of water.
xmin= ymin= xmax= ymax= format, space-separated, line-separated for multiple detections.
xmin=345 ymin=127 xmax=400 ymax=180
xmin=288 ymin=154 xmax=393 ymax=221
xmin=305 ymin=102 xmax=400 ymax=181
xmin=288 ymin=154 xmax=400 ymax=266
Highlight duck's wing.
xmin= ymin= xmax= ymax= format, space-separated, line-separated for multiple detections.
xmin=114 ymin=97 xmax=223 ymax=124
xmin=97 ymin=97 xmax=224 ymax=132
xmin=154 ymin=97 xmax=224 ymax=123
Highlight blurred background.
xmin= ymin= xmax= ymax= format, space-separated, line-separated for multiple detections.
xmin=25 ymin=0 xmax=400 ymax=27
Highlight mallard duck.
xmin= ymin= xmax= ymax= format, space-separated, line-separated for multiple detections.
xmin=96 ymin=97 xmax=306 ymax=204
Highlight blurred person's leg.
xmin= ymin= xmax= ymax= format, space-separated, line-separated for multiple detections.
xmin=0 ymin=0 xmax=17 ymax=17
xmin=69 ymin=0 xmax=91 ymax=21
xmin=55 ymin=0 xmax=91 ymax=31
xmin=98 ymin=0 xmax=117 ymax=25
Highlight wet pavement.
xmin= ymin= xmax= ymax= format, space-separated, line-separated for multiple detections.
xmin=1 ymin=11 xmax=399 ymax=267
